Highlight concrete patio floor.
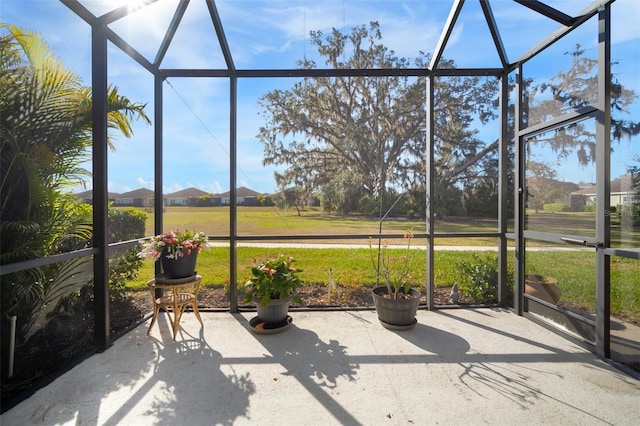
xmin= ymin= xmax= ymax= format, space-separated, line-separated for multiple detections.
xmin=2 ymin=308 xmax=640 ymax=426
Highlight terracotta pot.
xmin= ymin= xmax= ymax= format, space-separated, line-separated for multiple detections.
xmin=525 ymin=274 xmax=561 ymax=304
xmin=371 ymin=285 xmax=420 ymax=329
xmin=160 ymin=249 xmax=198 ymax=279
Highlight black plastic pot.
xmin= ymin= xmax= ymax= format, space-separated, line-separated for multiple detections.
xmin=160 ymin=249 xmax=198 ymax=279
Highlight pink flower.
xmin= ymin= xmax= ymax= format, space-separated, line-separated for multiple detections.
xmin=137 ymin=230 xmax=207 ymax=261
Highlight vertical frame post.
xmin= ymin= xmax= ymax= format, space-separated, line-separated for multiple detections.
xmin=514 ymin=65 xmax=525 ymax=315
xmin=154 ymin=75 xmax=164 ymax=278
xmin=498 ymin=73 xmax=509 ymax=304
xmin=425 ymin=75 xmax=435 ymax=310
xmin=229 ymin=76 xmax=238 ymax=312
xmin=153 ymin=74 xmax=164 ymax=280
xmin=92 ymin=20 xmax=110 ymax=351
xmin=595 ymin=4 xmax=612 ymax=358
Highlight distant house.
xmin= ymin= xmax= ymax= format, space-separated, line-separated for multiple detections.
xmin=569 ymin=183 xmax=597 ymax=211
xmin=74 ymin=186 xmax=273 ymax=207
xmin=114 ymin=188 xmax=154 ymax=207
xmin=164 ymin=187 xmax=211 ymax=206
xmin=570 ymin=175 xmax=639 ymax=210
xmin=74 ymin=190 xmax=118 ymax=205
xmin=611 ymin=175 xmax=639 ymax=206
xmin=218 ymin=186 xmax=266 ymax=206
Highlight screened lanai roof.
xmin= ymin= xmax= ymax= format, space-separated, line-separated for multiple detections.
xmin=62 ymin=0 xmax=607 ymax=75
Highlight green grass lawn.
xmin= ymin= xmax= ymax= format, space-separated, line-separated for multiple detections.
xmin=148 ymin=206 xmax=428 ymax=240
xmin=526 ymin=251 xmax=640 ymax=319
xmin=126 ymin=246 xmax=640 ymax=320
xmin=123 ymin=206 xmax=639 ymax=320
xmin=139 ymin=206 xmax=640 ymax=247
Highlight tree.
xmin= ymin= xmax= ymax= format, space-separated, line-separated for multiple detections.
xmin=274 ymin=186 xmax=306 ymax=216
xmin=525 ymin=161 xmax=565 ymax=211
xmin=628 ymin=156 xmax=640 ymax=193
xmin=258 ymin=22 xmax=500 ymax=216
xmin=623 ymin=155 xmax=640 ymax=228
xmin=258 ymin=28 xmax=639 ymax=218
xmin=0 ymin=23 xmax=150 ymax=342
xmin=258 ymin=23 xmax=425 ymax=214
xmin=526 ymin=44 xmax=640 ymax=166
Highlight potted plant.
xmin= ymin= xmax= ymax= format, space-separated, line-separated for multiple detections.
xmin=369 ymin=229 xmax=421 ymax=329
xmin=137 ymin=230 xmax=207 ymax=279
xmin=243 ymin=254 xmax=304 ymax=325
xmin=525 ymin=274 xmax=561 ymax=304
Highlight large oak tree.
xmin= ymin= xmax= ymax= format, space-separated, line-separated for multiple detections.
xmin=258 ymin=22 xmax=498 ymax=215
xmin=258 ymin=24 xmax=638 ymax=217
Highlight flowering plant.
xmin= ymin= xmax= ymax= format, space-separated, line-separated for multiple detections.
xmin=137 ymin=230 xmax=207 ymax=261
xmin=369 ymin=229 xmax=419 ymax=299
xmin=243 ymin=254 xmax=304 ymax=307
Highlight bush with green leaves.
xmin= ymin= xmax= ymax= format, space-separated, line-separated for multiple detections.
xmin=105 ymin=207 xmax=147 ymax=300
xmin=0 ymin=194 xmax=94 ymax=342
xmin=455 ymin=253 xmax=513 ymax=305
xmin=543 ymin=203 xmax=569 ymax=213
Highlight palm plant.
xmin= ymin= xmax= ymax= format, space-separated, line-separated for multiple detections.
xmin=0 ymin=23 xmax=150 ymax=342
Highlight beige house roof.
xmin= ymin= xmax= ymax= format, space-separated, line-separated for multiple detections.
xmin=74 ymin=190 xmax=120 ymax=199
xmin=74 ymin=187 xmax=267 ymax=199
xmin=571 ymin=175 xmax=637 ymax=196
xmin=165 ymin=187 xmax=212 ymax=198
xmin=118 ymin=188 xmax=154 ymax=199
xmin=218 ymin=186 xmax=263 ymax=198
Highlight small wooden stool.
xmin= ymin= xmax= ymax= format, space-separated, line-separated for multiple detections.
xmin=147 ymin=275 xmax=203 ymax=340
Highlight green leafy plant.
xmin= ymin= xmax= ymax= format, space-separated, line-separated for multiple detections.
xmin=105 ymin=207 xmax=146 ymax=300
xmin=543 ymin=203 xmax=569 ymax=213
xmin=456 ymin=253 xmax=513 ymax=304
xmin=369 ymin=229 xmax=419 ymax=299
xmin=243 ymin=255 xmax=304 ymax=307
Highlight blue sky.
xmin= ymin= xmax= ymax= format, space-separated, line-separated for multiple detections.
xmin=2 ymin=0 xmax=639 ymax=194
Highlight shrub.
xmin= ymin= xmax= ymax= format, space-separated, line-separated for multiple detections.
xmin=543 ymin=203 xmax=568 ymax=213
xmin=106 ymin=207 xmax=147 ymax=300
xmin=455 ymin=253 xmax=513 ymax=305
xmin=108 ymin=207 xmax=146 ymax=242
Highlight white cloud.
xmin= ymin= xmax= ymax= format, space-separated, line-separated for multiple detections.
xmin=200 ymin=182 xmax=223 ymax=195
xmin=136 ymin=177 xmax=154 ymax=190
xmin=163 ymin=182 xmax=185 ymax=194
xmin=108 ymin=181 xmax=132 ymax=194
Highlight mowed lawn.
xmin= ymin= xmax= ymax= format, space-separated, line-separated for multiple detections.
xmin=149 ymin=206 xmax=506 ymax=246
xmin=142 ymin=206 xmax=639 ymax=246
xmin=125 ymin=206 xmax=639 ymax=319
xmin=149 ymin=206 xmax=425 ymax=241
